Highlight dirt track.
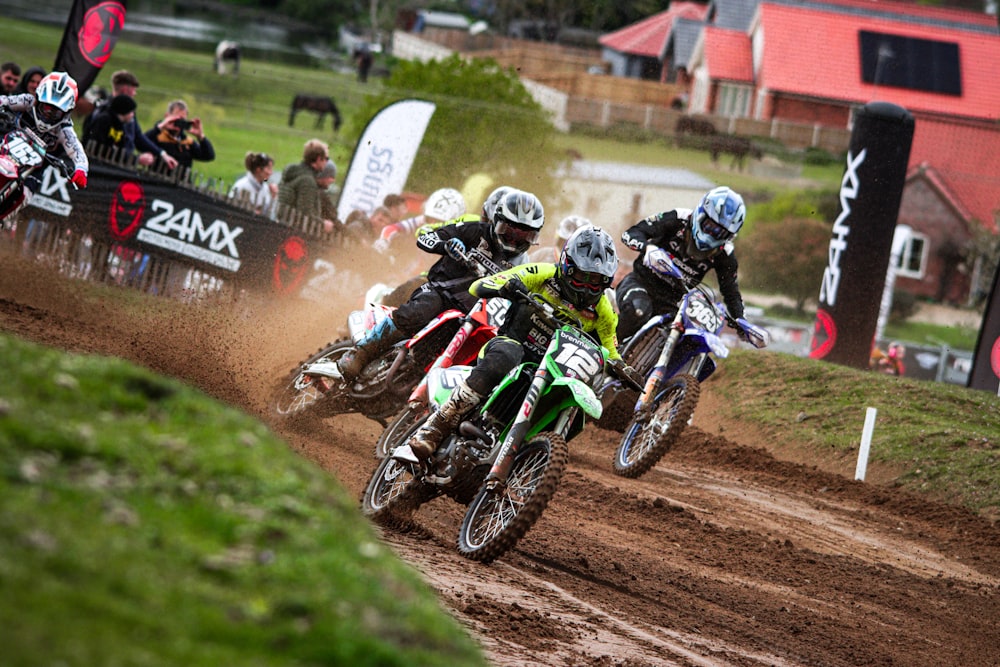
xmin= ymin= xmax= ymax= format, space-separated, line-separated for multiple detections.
xmin=2 ymin=252 xmax=998 ymax=667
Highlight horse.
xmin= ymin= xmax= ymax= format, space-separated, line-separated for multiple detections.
xmin=214 ymin=40 xmax=241 ymax=76
xmin=674 ymin=116 xmax=717 ymax=150
xmin=288 ymin=94 xmax=342 ymax=132
xmin=708 ymin=135 xmax=763 ymax=171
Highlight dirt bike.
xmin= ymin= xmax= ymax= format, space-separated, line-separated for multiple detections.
xmin=598 ymin=246 xmax=769 ymax=478
xmin=361 ymin=287 xmax=641 ymax=564
xmin=0 ymin=109 xmax=72 ymax=223
xmin=270 ymin=247 xmax=508 ymax=427
xmin=374 ymin=293 xmax=509 ymax=458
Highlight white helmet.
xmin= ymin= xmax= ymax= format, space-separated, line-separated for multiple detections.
xmin=33 ymin=71 xmax=78 ymax=133
xmin=556 ymin=215 xmax=590 ymax=244
xmin=423 ymin=188 xmax=466 ymax=223
xmin=481 ymin=185 xmax=514 ymax=222
xmin=493 ymin=190 xmax=544 ymax=255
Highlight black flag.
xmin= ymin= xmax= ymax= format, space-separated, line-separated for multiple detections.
xmin=54 ymin=0 xmax=128 ymax=96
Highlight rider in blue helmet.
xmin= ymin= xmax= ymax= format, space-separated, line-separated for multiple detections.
xmin=615 ymin=186 xmax=747 ymax=341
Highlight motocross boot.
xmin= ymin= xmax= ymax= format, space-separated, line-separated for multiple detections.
xmin=336 ymin=317 xmax=406 ymax=381
xmin=409 ymin=380 xmax=482 ymax=460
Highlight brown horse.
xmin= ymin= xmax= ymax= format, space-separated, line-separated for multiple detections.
xmin=288 ymin=94 xmax=342 ymax=132
xmin=709 ymin=135 xmax=763 ymax=171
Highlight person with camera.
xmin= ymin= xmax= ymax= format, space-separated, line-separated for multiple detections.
xmin=145 ymin=99 xmax=215 ymax=172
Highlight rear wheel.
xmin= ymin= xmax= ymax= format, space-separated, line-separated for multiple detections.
xmin=457 ymin=432 xmax=568 ymax=563
xmin=271 ymin=339 xmax=352 ymax=418
xmin=613 ymin=374 xmax=700 ymax=479
xmin=361 ymin=451 xmax=434 ymax=527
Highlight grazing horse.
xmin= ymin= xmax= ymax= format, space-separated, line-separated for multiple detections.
xmin=214 ymin=40 xmax=241 ymax=75
xmin=709 ymin=135 xmax=763 ymax=171
xmin=288 ymin=94 xmax=342 ymax=132
xmin=674 ymin=116 xmax=717 ymax=150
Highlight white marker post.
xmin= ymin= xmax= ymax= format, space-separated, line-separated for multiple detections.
xmin=855 ymin=407 xmax=878 ymax=481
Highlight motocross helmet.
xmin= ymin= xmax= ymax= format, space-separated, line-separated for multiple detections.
xmin=33 ymin=72 xmax=78 ymax=133
xmin=691 ymin=186 xmax=745 ymax=252
xmin=422 ymin=187 xmax=466 ymax=223
xmin=481 ymin=185 xmax=512 ymax=222
xmin=493 ymin=190 xmax=544 ymax=255
xmin=557 ymin=225 xmax=618 ymax=309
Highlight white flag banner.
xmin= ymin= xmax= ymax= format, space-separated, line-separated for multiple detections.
xmin=336 ymin=99 xmax=436 ymax=221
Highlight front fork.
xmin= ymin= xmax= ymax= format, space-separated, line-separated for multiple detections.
xmin=484 ymin=367 xmax=550 ymax=489
xmin=633 ymin=325 xmax=682 ymax=419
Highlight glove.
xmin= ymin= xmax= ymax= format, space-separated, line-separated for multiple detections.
xmin=643 ymin=245 xmax=680 ymax=278
xmin=498 ymin=277 xmax=527 ymax=300
xmin=70 ymin=170 xmax=87 ymax=188
xmin=373 ymin=237 xmax=390 ymax=254
xmin=444 ymin=237 xmax=466 ymax=261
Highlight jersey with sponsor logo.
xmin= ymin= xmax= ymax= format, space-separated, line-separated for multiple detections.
xmin=471 ymin=262 xmax=620 ymax=360
xmin=621 ymin=209 xmax=744 ymax=319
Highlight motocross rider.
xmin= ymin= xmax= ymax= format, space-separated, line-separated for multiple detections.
xmin=308 ymin=189 xmax=546 ymax=383
xmin=616 ymin=186 xmax=747 ymax=342
xmin=0 ymin=71 xmax=89 ymax=210
xmin=404 ymin=224 xmax=631 ymax=461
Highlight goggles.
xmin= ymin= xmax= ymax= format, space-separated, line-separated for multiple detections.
xmin=566 ymin=266 xmax=612 ymax=293
xmin=36 ymin=103 xmax=67 ymax=124
xmin=496 ymin=220 xmax=540 ymax=246
xmin=698 ymin=213 xmax=734 ymax=241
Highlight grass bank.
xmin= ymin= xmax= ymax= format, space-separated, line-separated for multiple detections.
xmin=0 ymin=333 xmax=486 ymax=666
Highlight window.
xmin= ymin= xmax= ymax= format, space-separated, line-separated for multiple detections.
xmin=895 ymin=233 xmax=926 ymax=279
xmin=716 ymin=83 xmax=752 ymax=118
xmin=859 ymin=31 xmax=962 ymax=96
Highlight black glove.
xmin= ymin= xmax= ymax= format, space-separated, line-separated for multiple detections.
xmin=498 ymin=277 xmax=527 ymax=300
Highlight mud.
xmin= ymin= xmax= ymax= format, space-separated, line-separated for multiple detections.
xmin=2 ymin=251 xmax=998 ymax=667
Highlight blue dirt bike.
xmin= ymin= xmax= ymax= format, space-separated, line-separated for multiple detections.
xmin=598 ymin=246 xmax=769 ymax=478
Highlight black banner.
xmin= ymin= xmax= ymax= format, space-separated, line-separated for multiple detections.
xmin=967 ymin=260 xmax=1000 ymax=393
xmin=810 ymin=102 xmax=914 ymax=369
xmin=54 ymin=0 xmax=127 ymax=95
xmin=23 ymin=159 xmax=331 ymax=297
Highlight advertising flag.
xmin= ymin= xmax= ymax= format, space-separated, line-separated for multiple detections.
xmin=809 ymin=101 xmax=914 ymax=369
xmin=336 ymin=99 xmax=436 ymax=222
xmin=54 ymin=0 xmax=128 ymax=95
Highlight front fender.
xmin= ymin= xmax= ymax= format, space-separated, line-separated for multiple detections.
xmin=548 ymin=377 xmax=603 ymax=419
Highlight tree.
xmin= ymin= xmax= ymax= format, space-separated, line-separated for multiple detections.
xmin=740 ymin=217 xmax=833 ymax=313
xmin=346 ymin=54 xmax=567 ymax=205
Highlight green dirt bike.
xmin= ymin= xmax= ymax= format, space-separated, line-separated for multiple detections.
xmin=361 ymin=287 xmax=641 ymax=564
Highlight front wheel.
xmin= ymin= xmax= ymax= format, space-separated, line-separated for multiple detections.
xmin=271 ymin=339 xmax=352 ymax=418
xmin=457 ymin=432 xmax=568 ymax=564
xmin=613 ymin=374 xmax=700 ymax=479
xmin=375 ymin=402 xmax=428 ymax=459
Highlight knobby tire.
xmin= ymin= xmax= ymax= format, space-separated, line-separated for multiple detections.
xmin=457 ymin=433 xmax=569 ymax=564
xmin=613 ymin=374 xmax=700 ymax=479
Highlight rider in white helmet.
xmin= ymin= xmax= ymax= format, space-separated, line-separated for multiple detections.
xmin=0 ymin=71 xmax=90 ymax=208
xmin=528 ymin=214 xmax=590 ymax=263
xmin=373 ymin=187 xmax=466 ymax=254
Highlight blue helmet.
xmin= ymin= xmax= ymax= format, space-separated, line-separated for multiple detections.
xmin=691 ymin=186 xmax=745 ymax=252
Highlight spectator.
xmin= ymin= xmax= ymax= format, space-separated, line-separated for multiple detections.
xmin=1 ymin=62 xmax=20 ymax=94
xmin=229 ymin=151 xmax=278 ymax=218
xmin=354 ymin=43 xmax=374 ymax=83
xmin=382 ymin=193 xmax=409 ymax=223
xmin=83 ymin=70 xmax=178 ymax=169
xmin=82 ymin=94 xmax=137 ymax=153
xmin=278 ymin=139 xmax=338 ymax=233
xmin=13 ymin=66 xmax=44 ymax=96
xmin=145 ymin=99 xmax=215 ymax=172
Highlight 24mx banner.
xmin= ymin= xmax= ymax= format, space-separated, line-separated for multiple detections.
xmin=24 ymin=159 xmax=331 ymax=297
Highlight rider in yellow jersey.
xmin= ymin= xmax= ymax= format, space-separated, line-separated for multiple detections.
xmin=408 ymin=224 xmax=627 ymax=459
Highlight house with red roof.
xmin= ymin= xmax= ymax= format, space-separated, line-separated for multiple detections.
xmin=605 ymin=0 xmax=999 ymax=304
xmin=599 ymin=3 xmax=709 ymax=80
